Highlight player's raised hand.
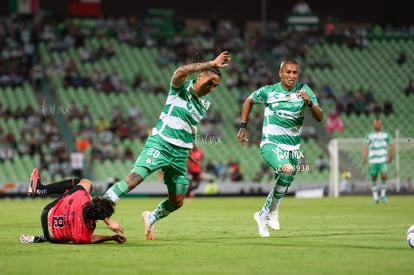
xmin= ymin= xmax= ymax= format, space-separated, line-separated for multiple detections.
xmin=213 ymin=51 xmax=231 ymax=68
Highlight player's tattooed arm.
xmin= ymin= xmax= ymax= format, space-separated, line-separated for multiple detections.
xmin=172 ymin=51 xmax=230 ymax=87
xmin=172 ymin=61 xmax=214 ymax=87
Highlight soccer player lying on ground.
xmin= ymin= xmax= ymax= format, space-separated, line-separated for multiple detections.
xmin=19 ymin=168 xmax=127 ymax=244
xmin=103 ymin=49 xmax=231 ymax=240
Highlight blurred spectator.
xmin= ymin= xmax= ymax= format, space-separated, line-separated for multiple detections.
xmin=95 ymin=116 xmax=110 ymax=132
xmin=404 ymin=79 xmax=414 ymax=97
xmin=68 ymin=100 xmax=81 ymax=120
xmin=373 ymin=101 xmax=383 ymax=116
xmin=205 ymin=159 xmax=217 ymax=177
xmin=372 ymin=24 xmax=383 ymax=37
xmin=345 ymin=90 xmax=356 ymax=116
xmin=112 ymin=143 xmax=123 ymax=160
xmin=326 ymin=110 xmax=344 ymax=136
xmin=28 ymin=131 xmax=42 ymax=156
xmin=215 ymin=160 xmax=228 ymax=182
xmin=89 ymin=141 xmax=103 ymax=165
xmin=396 ymin=49 xmax=407 ymax=65
xmin=230 ymin=161 xmax=244 ymax=182
xmin=123 ymin=146 xmax=134 ymax=161
xmin=339 ymin=171 xmax=353 ymax=193
xmin=80 ymin=47 xmax=92 ymax=63
xmin=128 ymin=103 xmax=141 ymax=119
xmin=365 ymin=89 xmax=375 ymax=104
xmin=75 ymin=132 xmax=91 ymax=152
xmin=203 ymin=178 xmax=219 ymax=195
xmin=355 ymin=88 xmax=368 ymax=116
xmin=315 ymin=154 xmax=329 ymax=172
xmin=17 ymin=135 xmax=30 ymax=156
xmin=30 ymin=64 xmax=44 ymax=90
xmin=200 ymin=120 xmax=213 ymax=138
xmin=117 ymin=122 xmax=131 ymax=140
xmin=4 ymin=130 xmax=17 ymax=149
xmin=101 ymin=143 xmax=113 ymax=160
xmin=70 ymin=149 xmax=84 ymax=178
xmin=325 ymin=18 xmax=336 ymax=36
xmin=0 ymin=143 xmax=14 ymax=162
xmin=48 ymin=156 xmax=62 ymax=181
xmin=322 ymin=83 xmax=335 ymax=101
xmin=383 ymin=98 xmax=394 ymax=116
xmin=49 ymin=135 xmax=64 ymax=155
xmin=132 ymin=72 xmax=143 ymax=89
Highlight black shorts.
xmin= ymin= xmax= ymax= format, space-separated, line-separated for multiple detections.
xmin=40 ymin=185 xmax=85 ymax=242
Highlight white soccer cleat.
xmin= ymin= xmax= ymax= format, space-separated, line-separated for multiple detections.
xmin=19 ymin=235 xmax=35 ymax=244
xmin=267 ymin=211 xmax=280 ymax=230
xmin=253 ymin=212 xmax=270 ymax=237
xmin=142 ymin=211 xmax=155 ymax=240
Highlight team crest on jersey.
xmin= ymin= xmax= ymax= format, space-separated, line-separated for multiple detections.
xmin=200 ymin=99 xmax=211 ymax=110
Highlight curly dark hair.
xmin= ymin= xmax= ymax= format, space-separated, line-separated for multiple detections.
xmin=83 ymin=196 xmax=115 ymax=221
xmin=192 ymin=48 xmax=221 ymax=78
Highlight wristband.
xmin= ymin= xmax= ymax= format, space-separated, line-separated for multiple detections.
xmin=240 ymin=122 xmax=247 ymax=129
xmin=307 ymin=101 xmax=313 ymax=108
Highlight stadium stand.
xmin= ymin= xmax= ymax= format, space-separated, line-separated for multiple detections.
xmin=1 ymin=12 xmax=413 ymax=193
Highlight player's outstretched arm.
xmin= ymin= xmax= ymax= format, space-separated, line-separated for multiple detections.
xmin=91 ymin=234 xmax=127 ymax=244
xmin=172 ymin=51 xmax=231 ymax=87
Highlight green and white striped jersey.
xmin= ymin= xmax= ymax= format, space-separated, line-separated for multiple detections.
xmin=364 ymin=131 xmax=392 ymax=164
xmin=151 ymin=79 xmax=211 ymax=148
xmin=252 ymin=82 xmax=317 ymax=150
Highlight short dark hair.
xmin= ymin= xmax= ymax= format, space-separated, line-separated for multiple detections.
xmin=84 ymin=196 xmax=115 ymax=221
xmin=280 ymin=58 xmax=298 ymax=70
xmin=192 ymin=48 xmax=221 ymax=78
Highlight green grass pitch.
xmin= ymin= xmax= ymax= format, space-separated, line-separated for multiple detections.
xmin=1 ymin=196 xmax=413 ymax=274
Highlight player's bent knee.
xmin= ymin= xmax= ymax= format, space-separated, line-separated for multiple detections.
xmin=126 ymin=172 xmax=143 ymax=188
xmin=278 ymin=164 xmax=295 ymax=175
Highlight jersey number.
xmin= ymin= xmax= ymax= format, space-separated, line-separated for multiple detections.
xmin=147 ymin=148 xmax=160 ymax=158
xmin=53 ymin=216 xmax=65 ymax=228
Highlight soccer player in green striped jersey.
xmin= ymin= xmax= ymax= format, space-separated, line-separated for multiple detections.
xmin=104 ymin=49 xmax=231 ymax=240
xmin=237 ymin=58 xmax=323 ymax=237
xmin=362 ymin=119 xmax=394 ymax=205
